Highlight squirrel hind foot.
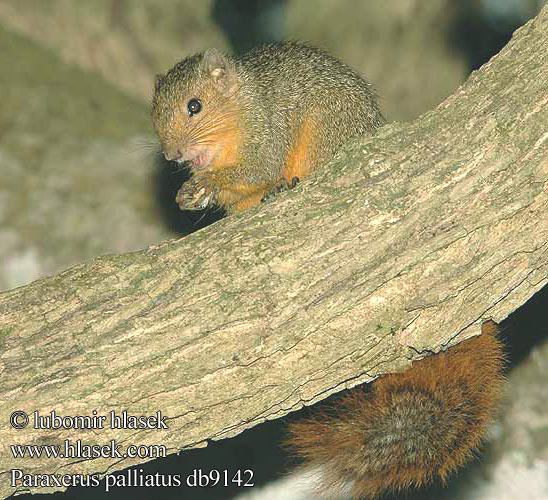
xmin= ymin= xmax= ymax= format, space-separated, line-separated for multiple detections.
xmin=261 ymin=177 xmax=300 ymax=203
xmin=286 ymin=321 xmax=505 ymax=499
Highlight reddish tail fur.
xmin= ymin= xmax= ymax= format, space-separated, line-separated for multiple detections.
xmin=286 ymin=320 xmax=505 ymax=499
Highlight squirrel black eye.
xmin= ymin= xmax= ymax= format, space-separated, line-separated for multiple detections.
xmin=187 ymin=98 xmax=202 ymax=116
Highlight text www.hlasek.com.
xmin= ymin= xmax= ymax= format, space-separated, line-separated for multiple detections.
xmin=11 ymin=439 xmax=166 ymax=460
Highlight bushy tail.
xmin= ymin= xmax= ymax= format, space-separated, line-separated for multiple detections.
xmin=286 ymin=321 xmax=505 ymax=499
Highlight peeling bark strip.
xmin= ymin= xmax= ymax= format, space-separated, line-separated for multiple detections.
xmin=1 ymin=7 xmax=548 ymax=498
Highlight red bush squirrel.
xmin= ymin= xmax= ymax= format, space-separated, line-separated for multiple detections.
xmin=152 ymin=43 xmax=505 ymax=498
xmin=151 ymin=42 xmax=383 ymax=212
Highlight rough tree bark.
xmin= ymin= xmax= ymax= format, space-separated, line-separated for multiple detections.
xmin=1 ymin=6 xmax=548 ymax=498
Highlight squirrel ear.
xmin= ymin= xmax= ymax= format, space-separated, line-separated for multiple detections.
xmin=154 ymin=74 xmax=165 ymax=93
xmin=202 ymin=48 xmax=239 ymax=97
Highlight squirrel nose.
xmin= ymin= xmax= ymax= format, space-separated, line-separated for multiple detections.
xmin=164 ymin=149 xmax=183 ymax=162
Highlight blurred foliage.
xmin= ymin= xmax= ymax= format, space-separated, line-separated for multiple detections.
xmin=0 ymin=0 xmax=229 ymax=101
xmin=0 ymin=25 xmax=173 ymax=290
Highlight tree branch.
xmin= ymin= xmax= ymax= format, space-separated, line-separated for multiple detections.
xmin=1 ymin=6 xmax=548 ymax=497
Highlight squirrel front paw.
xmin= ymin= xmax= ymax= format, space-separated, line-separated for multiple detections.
xmin=175 ymin=176 xmax=216 ymax=211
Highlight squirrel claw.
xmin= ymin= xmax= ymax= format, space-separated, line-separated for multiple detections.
xmin=261 ymin=176 xmax=300 ymax=203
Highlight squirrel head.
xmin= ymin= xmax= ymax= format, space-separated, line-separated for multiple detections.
xmin=152 ymin=49 xmax=241 ymax=169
